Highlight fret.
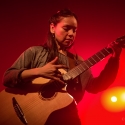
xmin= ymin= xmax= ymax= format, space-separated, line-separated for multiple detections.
xmin=63 ymin=46 xmax=112 ymax=81
xmin=95 ymin=53 xmax=102 ymax=60
xmin=63 ymin=73 xmax=72 ymax=81
xmin=101 ymin=48 xmax=110 ymax=56
xmin=68 ymin=68 xmax=79 ymax=78
xmin=78 ymin=63 xmax=86 ymax=71
xmin=72 ymin=68 xmax=79 ymax=76
xmin=83 ymin=61 xmax=89 ymax=68
xmin=97 ymin=52 xmax=105 ymax=61
xmin=91 ymin=56 xmax=97 ymax=63
xmin=88 ymin=58 xmax=96 ymax=65
xmin=68 ymin=70 xmax=75 ymax=78
xmin=69 ymin=68 xmax=81 ymax=79
xmin=79 ymin=62 xmax=88 ymax=70
xmin=84 ymin=60 xmax=93 ymax=67
xmin=104 ymin=48 xmax=110 ymax=54
xmin=87 ymin=59 xmax=93 ymax=66
xmin=70 ymin=69 xmax=79 ymax=79
xmin=96 ymin=51 xmax=105 ymax=61
xmin=76 ymin=65 xmax=83 ymax=73
xmin=99 ymin=51 xmax=106 ymax=58
xmin=64 ymin=63 xmax=86 ymax=80
xmin=67 ymin=61 xmax=90 ymax=79
xmin=92 ymin=54 xmax=101 ymax=62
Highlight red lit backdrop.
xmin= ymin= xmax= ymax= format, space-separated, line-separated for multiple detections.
xmin=0 ymin=1 xmax=125 ymax=125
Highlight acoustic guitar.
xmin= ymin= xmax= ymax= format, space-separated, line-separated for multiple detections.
xmin=0 ymin=35 xmax=125 ymax=125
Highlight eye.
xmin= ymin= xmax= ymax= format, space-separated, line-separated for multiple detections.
xmin=63 ymin=27 xmax=69 ymax=31
xmin=63 ymin=25 xmax=77 ymax=33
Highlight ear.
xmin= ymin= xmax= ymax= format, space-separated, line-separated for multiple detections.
xmin=50 ymin=23 xmax=55 ymax=33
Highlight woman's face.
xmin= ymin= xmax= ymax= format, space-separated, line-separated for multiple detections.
xmin=50 ymin=16 xmax=78 ymax=49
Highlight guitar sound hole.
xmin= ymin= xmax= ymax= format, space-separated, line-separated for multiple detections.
xmin=38 ymin=82 xmax=60 ymax=100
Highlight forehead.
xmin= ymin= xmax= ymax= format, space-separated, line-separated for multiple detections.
xmin=57 ymin=16 xmax=78 ymax=27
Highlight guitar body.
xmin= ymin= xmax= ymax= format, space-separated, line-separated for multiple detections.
xmin=0 ymin=69 xmax=74 ymax=125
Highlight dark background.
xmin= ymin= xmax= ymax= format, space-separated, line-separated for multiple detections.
xmin=0 ymin=0 xmax=125 ymax=124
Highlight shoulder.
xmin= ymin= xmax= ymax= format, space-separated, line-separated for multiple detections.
xmin=26 ymin=45 xmax=48 ymax=54
xmin=29 ymin=45 xmax=46 ymax=51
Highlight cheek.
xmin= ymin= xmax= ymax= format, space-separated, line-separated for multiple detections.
xmin=55 ymin=29 xmax=66 ymax=39
xmin=56 ymin=28 xmax=63 ymax=35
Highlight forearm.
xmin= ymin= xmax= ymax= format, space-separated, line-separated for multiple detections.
xmin=3 ymin=68 xmax=43 ymax=87
xmin=3 ymin=68 xmax=26 ymax=87
xmin=20 ymin=68 xmax=41 ymax=82
xmin=86 ymin=57 xmax=120 ymax=93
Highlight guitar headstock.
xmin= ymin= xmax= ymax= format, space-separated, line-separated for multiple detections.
xmin=115 ymin=35 xmax=125 ymax=48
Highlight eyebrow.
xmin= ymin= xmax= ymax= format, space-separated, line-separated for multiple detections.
xmin=63 ymin=25 xmax=77 ymax=29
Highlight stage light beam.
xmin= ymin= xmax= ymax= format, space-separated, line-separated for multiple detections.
xmin=111 ymin=96 xmax=117 ymax=102
xmin=101 ymin=87 xmax=125 ymax=112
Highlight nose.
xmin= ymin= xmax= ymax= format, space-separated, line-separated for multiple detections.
xmin=68 ymin=29 xmax=75 ymax=37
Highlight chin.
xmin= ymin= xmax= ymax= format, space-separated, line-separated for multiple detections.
xmin=64 ymin=45 xmax=71 ymax=49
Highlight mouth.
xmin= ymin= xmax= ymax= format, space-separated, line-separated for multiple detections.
xmin=64 ymin=39 xmax=74 ymax=47
xmin=65 ymin=39 xmax=73 ymax=42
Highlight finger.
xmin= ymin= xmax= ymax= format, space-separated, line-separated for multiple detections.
xmin=53 ymin=70 xmax=63 ymax=78
xmin=52 ymin=77 xmax=65 ymax=84
xmin=56 ymin=64 xmax=69 ymax=69
xmin=49 ymin=57 xmax=58 ymax=64
xmin=56 ymin=73 xmax=63 ymax=78
xmin=43 ymin=74 xmax=65 ymax=84
xmin=55 ymin=70 xmax=62 ymax=74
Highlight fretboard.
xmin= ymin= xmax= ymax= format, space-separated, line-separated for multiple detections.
xmin=63 ymin=47 xmax=112 ymax=81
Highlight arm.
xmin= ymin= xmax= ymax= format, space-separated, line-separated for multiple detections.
xmin=86 ymin=43 xmax=122 ymax=93
xmin=86 ymin=57 xmax=120 ymax=93
xmin=21 ymin=57 xmax=68 ymax=85
xmin=3 ymin=47 xmax=36 ymax=87
xmin=3 ymin=47 xmax=67 ymax=88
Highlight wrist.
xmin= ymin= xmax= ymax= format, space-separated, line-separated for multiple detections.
xmin=33 ymin=68 xmax=42 ymax=77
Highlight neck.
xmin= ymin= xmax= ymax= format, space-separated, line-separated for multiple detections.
xmin=58 ymin=49 xmax=67 ymax=56
xmin=55 ymin=39 xmax=67 ymax=56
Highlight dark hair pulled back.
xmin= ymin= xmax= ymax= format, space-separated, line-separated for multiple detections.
xmin=44 ymin=8 xmax=78 ymax=63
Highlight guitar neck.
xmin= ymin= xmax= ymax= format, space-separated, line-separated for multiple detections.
xmin=63 ymin=47 xmax=112 ymax=81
